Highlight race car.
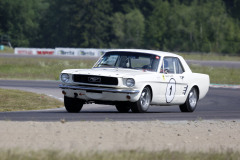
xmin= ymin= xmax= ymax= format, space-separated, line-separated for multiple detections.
xmin=59 ymin=49 xmax=209 ymax=113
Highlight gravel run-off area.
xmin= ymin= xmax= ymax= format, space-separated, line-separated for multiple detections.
xmin=0 ymin=120 xmax=240 ymax=153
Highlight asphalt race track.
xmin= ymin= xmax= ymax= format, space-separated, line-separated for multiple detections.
xmin=0 ymin=80 xmax=239 ymax=121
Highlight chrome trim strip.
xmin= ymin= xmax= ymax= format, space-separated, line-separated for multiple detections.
xmin=59 ymin=84 xmax=139 ymax=94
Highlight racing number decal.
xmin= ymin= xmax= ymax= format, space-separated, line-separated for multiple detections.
xmin=165 ymin=78 xmax=176 ymax=103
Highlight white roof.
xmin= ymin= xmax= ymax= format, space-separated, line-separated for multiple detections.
xmin=106 ymin=49 xmax=180 ymax=57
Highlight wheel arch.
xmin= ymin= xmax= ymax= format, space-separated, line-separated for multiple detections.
xmin=145 ymin=85 xmax=153 ymax=102
xmin=136 ymin=83 xmax=153 ymax=103
xmin=192 ymin=85 xmax=200 ymax=100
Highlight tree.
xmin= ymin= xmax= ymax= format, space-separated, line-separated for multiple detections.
xmin=0 ymin=0 xmax=240 ymax=54
xmin=110 ymin=0 xmax=142 ymax=13
xmin=38 ymin=0 xmax=76 ymax=47
xmin=144 ymin=0 xmax=170 ymax=50
xmin=0 ymin=0 xmax=44 ymax=47
xmin=111 ymin=9 xmax=145 ymax=48
xmin=39 ymin=0 xmax=112 ymax=48
xmin=145 ymin=0 xmax=240 ymax=54
xmin=72 ymin=0 xmax=112 ymax=48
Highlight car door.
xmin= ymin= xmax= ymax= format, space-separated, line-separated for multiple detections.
xmin=160 ymin=57 xmax=188 ymax=104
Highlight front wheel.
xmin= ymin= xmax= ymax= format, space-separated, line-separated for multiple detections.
xmin=64 ymin=96 xmax=84 ymax=113
xmin=179 ymin=87 xmax=198 ymax=112
xmin=131 ymin=86 xmax=151 ymax=113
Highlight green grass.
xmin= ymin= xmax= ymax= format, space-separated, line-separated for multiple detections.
xmin=179 ymin=52 xmax=240 ymax=61
xmin=0 ymin=56 xmax=239 ymax=84
xmin=0 ymin=46 xmax=14 ymax=54
xmin=0 ymin=149 xmax=240 ymax=160
xmin=0 ymin=88 xmax=62 ymax=112
xmin=0 ymin=57 xmax=96 ymax=80
xmin=190 ymin=65 xmax=240 ymax=85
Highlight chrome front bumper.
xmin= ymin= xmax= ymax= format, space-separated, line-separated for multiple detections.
xmin=59 ymin=84 xmax=140 ymax=94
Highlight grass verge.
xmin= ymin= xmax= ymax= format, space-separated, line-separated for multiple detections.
xmin=0 ymin=88 xmax=62 ymax=112
xmin=0 ymin=46 xmax=14 ymax=54
xmin=190 ymin=65 xmax=240 ymax=85
xmin=0 ymin=56 xmax=239 ymax=84
xmin=0 ymin=57 xmax=95 ymax=80
xmin=0 ymin=149 xmax=240 ymax=160
xmin=179 ymin=52 xmax=240 ymax=61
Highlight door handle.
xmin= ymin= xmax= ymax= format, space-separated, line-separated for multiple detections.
xmin=180 ymin=76 xmax=184 ymax=79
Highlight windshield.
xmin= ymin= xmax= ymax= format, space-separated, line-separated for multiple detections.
xmin=94 ymin=51 xmax=161 ymax=72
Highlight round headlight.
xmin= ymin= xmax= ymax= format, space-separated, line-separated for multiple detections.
xmin=61 ymin=73 xmax=70 ymax=83
xmin=126 ymin=78 xmax=135 ymax=87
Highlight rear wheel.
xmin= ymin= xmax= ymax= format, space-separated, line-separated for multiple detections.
xmin=131 ymin=86 xmax=151 ymax=113
xmin=115 ymin=103 xmax=131 ymax=113
xmin=179 ymin=87 xmax=198 ymax=112
xmin=64 ymin=96 xmax=84 ymax=113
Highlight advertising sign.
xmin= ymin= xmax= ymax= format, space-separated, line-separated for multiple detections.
xmin=14 ymin=48 xmax=36 ymax=55
xmin=15 ymin=48 xmax=108 ymax=57
xmin=55 ymin=48 xmax=77 ymax=56
xmin=36 ymin=49 xmax=55 ymax=55
xmin=55 ymin=48 xmax=108 ymax=57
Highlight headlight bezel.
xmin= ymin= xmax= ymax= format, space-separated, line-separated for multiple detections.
xmin=61 ymin=73 xmax=70 ymax=83
xmin=126 ymin=78 xmax=135 ymax=87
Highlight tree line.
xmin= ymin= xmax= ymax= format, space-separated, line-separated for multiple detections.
xmin=0 ymin=0 xmax=240 ymax=55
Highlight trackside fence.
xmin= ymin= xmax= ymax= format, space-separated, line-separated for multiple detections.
xmin=14 ymin=48 xmax=109 ymax=57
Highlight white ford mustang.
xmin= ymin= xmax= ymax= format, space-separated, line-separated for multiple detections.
xmin=59 ymin=49 xmax=209 ymax=113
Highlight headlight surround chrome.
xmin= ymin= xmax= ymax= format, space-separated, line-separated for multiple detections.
xmin=126 ymin=78 xmax=135 ymax=87
xmin=61 ymin=73 xmax=70 ymax=83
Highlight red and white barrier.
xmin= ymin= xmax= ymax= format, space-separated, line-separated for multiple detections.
xmin=14 ymin=48 xmax=37 ymax=55
xmin=55 ymin=48 xmax=107 ymax=57
xmin=14 ymin=48 xmax=108 ymax=57
xmin=36 ymin=49 xmax=55 ymax=55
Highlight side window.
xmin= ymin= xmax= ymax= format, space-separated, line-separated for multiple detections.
xmin=160 ymin=57 xmax=184 ymax=74
xmin=161 ymin=57 xmax=174 ymax=74
xmin=174 ymin=58 xmax=184 ymax=74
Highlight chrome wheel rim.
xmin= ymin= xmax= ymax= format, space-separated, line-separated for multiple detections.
xmin=189 ymin=89 xmax=197 ymax=108
xmin=140 ymin=88 xmax=151 ymax=110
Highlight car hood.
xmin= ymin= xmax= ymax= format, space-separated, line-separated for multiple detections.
xmin=62 ymin=68 xmax=155 ymax=78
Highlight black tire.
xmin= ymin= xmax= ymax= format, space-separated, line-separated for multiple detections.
xmin=131 ymin=86 xmax=151 ymax=113
xmin=64 ymin=96 xmax=84 ymax=113
xmin=179 ymin=87 xmax=198 ymax=112
xmin=115 ymin=102 xmax=131 ymax=113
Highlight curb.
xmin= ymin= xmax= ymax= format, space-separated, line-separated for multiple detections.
xmin=210 ymin=84 xmax=240 ymax=89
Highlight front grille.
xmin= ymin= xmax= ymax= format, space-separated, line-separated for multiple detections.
xmin=73 ymin=75 xmax=118 ymax=85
